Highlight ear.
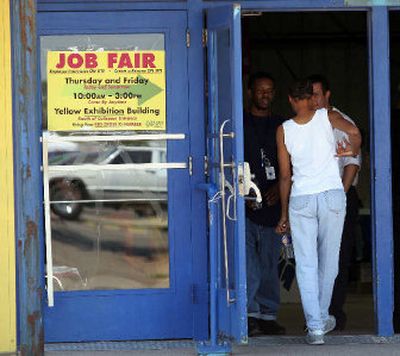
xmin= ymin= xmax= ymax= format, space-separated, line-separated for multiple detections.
xmin=247 ymin=88 xmax=252 ymax=99
xmin=326 ymin=90 xmax=331 ymax=102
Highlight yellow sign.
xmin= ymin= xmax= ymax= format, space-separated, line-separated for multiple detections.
xmin=47 ymin=51 xmax=165 ymax=131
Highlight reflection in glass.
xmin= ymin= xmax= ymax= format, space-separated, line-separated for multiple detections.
xmin=48 ymin=139 xmax=167 ymax=218
xmin=51 ymin=200 xmax=168 ymax=291
xmin=47 ymin=138 xmax=169 ymax=290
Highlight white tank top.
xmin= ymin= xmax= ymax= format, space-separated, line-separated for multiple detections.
xmin=282 ymin=108 xmax=343 ymax=197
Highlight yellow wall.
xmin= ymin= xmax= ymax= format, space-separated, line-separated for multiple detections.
xmin=0 ymin=0 xmax=17 ymax=353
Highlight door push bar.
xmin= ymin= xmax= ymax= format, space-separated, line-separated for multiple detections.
xmin=219 ymin=120 xmax=237 ymax=305
xmin=218 ymin=122 xmax=263 ymax=306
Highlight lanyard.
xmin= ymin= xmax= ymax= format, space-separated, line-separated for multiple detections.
xmin=249 ymin=115 xmax=271 ymax=168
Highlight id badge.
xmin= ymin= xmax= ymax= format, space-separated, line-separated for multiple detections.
xmin=265 ymin=166 xmax=276 ymax=180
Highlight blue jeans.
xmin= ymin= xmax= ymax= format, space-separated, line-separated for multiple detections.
xmin=246 ymin=218 xmax=281 ymax=320
xmin=289 ymin=189 xmax=346 ymax=331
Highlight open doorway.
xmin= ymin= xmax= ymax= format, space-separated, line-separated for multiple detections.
xmin=390 ymin=10 xmax=400 ymax=334
xmin=241 ymin=11 xmax=374 ymax=335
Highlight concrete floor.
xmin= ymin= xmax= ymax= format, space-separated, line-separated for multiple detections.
xmin=278 ymin=293 xmax=374 ymax=335
xmin=43 ymin=341 xmax=400 ymax=356
xmin=42 ymin=287 xmax=378 ymax=355
xmin=1 ymin=279 xmax=376 ymax=356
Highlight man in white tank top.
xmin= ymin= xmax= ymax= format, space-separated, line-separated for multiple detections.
xmin=308 ymin=75 xmax=362 ymax=331
xmin=276 ymin=80 xmax=361 ymax=345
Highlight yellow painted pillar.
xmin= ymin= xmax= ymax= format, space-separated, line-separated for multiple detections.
xmin=0 ymin=0 xmax=17 ymax=353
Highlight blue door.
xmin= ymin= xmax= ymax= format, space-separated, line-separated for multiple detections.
xmin=206 ymin=4 xmax=247 ymax=343
xmin=38 ymin=11 xmax=206 ymax=342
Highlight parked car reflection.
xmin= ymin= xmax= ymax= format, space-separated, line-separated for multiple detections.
xmin=48 ymin=145 xmax=167 ymax=220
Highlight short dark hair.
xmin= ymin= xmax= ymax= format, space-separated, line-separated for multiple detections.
xmin=288 ymin=79 xmax=313 ymax=100
xmin=248 ymin=72 xmax=275 ymax=90
xmin=307 ymin=74 xmax=330 ymax=94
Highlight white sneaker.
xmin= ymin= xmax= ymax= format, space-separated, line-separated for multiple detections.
xmin=323 ymin=315 xmax=336 ymax=335
xmin=306 ymin=329 xmax=325 ymax=345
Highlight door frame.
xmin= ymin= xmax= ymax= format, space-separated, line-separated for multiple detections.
xmin=213 ymin=0 xmax=393 ymax=337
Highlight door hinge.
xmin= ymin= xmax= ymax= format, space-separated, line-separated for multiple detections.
xmin=202 ymin=29 xmax=208 ymax=47
xmin=186 ymin=29 xmax=191 ymax=48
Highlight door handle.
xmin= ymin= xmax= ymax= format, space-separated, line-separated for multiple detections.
xmin=238 ymin=162 xmax=262 ymax=203
xmin=219 ymin=120 xmax=236 ymax=305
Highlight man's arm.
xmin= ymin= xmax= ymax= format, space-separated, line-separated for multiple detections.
xmin=328 ymin=110 xmax=362 ymax=156
xmin=276 ymin=125 xmax=291 ymax=233
xmin=342 ymin=164 xmax=359 ymax=192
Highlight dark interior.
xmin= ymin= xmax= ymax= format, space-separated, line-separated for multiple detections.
xmin=390 ymin=10 xmax=400 ymax=334
xmin=242 ymin=11 xmax=374 ymax=335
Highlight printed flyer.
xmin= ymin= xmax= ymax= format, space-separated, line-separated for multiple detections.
xmin=47 ymin=51 xmax=165 ymax=131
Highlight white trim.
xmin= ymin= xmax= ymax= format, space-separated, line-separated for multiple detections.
xmin=42 ymin=139 xmax=55 ymax=307
xmin=43 ymin=133 xmax=185 ymax=143
xmin=48 ymin=162 xmax=187 ymax=172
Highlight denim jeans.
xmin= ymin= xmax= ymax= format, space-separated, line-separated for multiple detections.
xmin=289 ymin=189 xmax=346 ymax=331
xmin=246 ymin=218 xmax=281 ymax=320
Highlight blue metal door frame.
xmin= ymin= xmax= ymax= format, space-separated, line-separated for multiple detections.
xmin=368 ymin=6 xmax=393 ymax=337
xmin=202 ymin=0 xmax=394 ymax=337
xmin=206 ymin=0 xmax=393 ymax=337
xmin=12 ymin=0 xmax=44 ymax=354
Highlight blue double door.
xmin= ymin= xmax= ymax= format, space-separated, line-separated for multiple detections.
xmin=38 ymin=5 xmax=247 ymax=343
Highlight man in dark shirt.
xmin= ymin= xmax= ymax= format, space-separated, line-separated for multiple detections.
xmin=244 ymin=72 xmax=285 ymax=335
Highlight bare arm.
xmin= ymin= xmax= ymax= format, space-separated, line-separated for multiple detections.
xmin=276 ymin=125 xmax=291 ymax=234
xmin=328 ymin=110 xmax=362 ymax=156
xmin=342 ymin=164 xmax=359 ymax=192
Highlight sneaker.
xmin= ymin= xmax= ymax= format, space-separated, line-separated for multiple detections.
xmin=258 ymin=319 xmax=286 ymax=335
xmin=306 ymin=329 xmax=325 ymax=345
xmin=323 ymin=315 xmax=336 ymax=335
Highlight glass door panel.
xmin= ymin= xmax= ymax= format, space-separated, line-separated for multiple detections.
xmin=47 ymin=138 xmax=169 ymax=291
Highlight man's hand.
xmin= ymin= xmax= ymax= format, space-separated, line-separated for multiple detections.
xmin=245 ymin=198 xmax=259 ymax=210
xmin=336 ymin=138 xmax=355 ymax=157
xmin=245 ymin=190 xmax=261 ymax=210
xmin=329 ymin=110 xmax=362 ymax=156
xmin=264 ymin=184 xmax=279 ymax=206
xmin=276 ymin=216 xmax=289 ymax=234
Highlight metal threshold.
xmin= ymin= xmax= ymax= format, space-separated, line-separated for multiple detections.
xmin=45 ymin=335 xmax=400 ymax=351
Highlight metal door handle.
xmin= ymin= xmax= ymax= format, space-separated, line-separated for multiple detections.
xmin=219 ymin=120 xmax=236 ymax=304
